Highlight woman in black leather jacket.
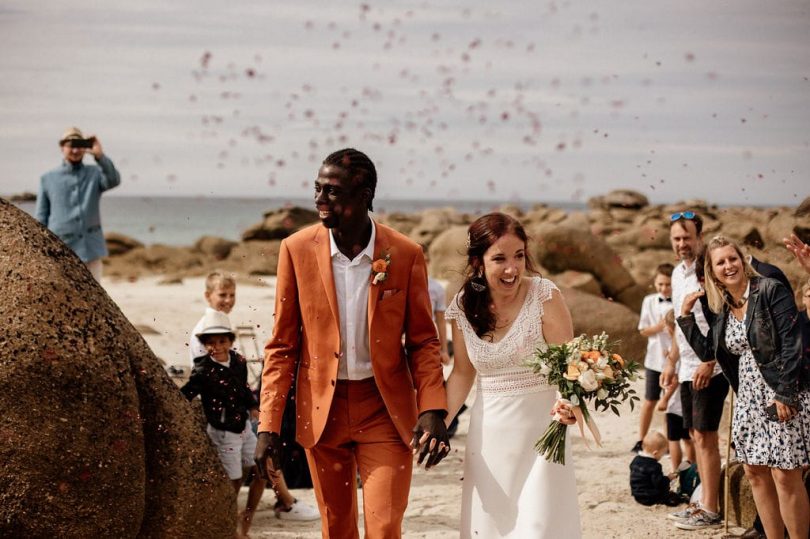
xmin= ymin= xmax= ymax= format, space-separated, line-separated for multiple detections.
xmin=677 ymin=235 xmax=809 ymax=539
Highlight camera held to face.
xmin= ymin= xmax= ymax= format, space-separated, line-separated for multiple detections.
xmin=69 ymin=137 xmax=96 ymax=149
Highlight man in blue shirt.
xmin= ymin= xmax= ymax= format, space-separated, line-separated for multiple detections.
xmin=36 ymin=127 xmax=121 ymax=280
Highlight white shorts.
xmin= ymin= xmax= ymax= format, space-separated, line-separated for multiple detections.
xmin=206 ymin=420 xmax=257 ymax=480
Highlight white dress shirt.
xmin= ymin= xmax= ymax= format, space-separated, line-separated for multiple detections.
xmin=330 ymin=220 xmax=376 ymax=380
xmin=638 ymin=293 xmax=673 ymax=373
xmin=672 ymin=259 xmax=722 ymax=381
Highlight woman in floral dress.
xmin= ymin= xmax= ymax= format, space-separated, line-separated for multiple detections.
xmin=678 ymin=235 xmax=810 ymax=539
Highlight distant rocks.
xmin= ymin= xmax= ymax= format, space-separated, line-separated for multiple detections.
xmin=588 ymin=189 xmax=649 ymax=210
xmin=99 ymin=191 xmax=809 ymax=310
xmin=6 ymin=192 xmax=36 ymax=203
xmin=105 ymin=232 xmax=144 ymax=256
xmin=241 ymin=206 xmax=319 ymax=241
xmin=0 ymin=199 xmax=235 ymax=537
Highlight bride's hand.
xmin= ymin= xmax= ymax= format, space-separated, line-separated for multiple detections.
xmin=551 ymin=399 xmax=577 ymax=426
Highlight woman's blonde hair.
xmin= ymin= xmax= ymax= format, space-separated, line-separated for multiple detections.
xmin=703 ymin=235 xmax=759 ymax=313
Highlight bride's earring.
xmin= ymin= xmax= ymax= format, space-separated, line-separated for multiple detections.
xmin=470 ymin=271 xmax=487 ymax=292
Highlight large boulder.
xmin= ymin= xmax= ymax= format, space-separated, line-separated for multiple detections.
xmin=796 ymin=196 xmax=810 ymax=218
xmin=409 ymin=208 xmax=469 ymax=249
xmin=376 ymin=211 xmax=421 ymax=236
xmin=765 ymin=210 xmax=810 ymax=247
xmin=224 ymin=240 xmax=281 ymax=276
xmin=427 ymin=225 xmax=469 ymax=299
xmin=0 ymin=199 xmax=235 ymax=537
xmin=549 ymin=270 xmax=602 ymax=296
xmin=528 ymin=224 xmax=646 ymax=311
xmin=555 ymin=286 xmax=647 ymax=364
xmin=241 ymin=206 xmax=318 ymax=241
xmin=193 ymin=235 xmax=237 ymax=260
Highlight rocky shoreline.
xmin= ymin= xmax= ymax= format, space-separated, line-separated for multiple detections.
xmin=99 ymin=189 xmax=810 ymax=366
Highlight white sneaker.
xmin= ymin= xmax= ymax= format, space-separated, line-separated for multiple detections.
xmin=275 ymin=499 xmax=320 ymax=521
xmin=667 ymin=502 xmax=699 ymax=521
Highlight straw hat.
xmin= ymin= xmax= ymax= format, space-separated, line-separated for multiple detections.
xmin=59 ymin=127 xmax=84 ymax=145
xmin=195 ymin=310 xmax=235 ymax=340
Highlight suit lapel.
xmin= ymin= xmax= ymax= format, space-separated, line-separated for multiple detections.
xmin=313 ymin=226 xmax=341 ymax=330
xmin=368 ymin=222 xmax=391 ymax=329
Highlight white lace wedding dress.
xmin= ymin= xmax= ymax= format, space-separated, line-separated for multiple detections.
xmin=445 ymin=276 xmax=582 ymax=538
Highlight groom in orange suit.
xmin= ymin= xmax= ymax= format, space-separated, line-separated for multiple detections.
xmin=255 ymin=148 xmax=450 ymax=538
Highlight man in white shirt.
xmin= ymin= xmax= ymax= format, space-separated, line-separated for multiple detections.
xmin=662 ymin=211 xmax=729 ymax=531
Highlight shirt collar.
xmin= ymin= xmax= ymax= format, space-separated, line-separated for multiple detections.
xmin=62 ymin=160 xmax=84 ymax=171
xmin=329 ymin=219 xmax=376 ymax=262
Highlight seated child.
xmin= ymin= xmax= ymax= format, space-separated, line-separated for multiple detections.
xmin=629 ymin=431 xmax=686 ymax=507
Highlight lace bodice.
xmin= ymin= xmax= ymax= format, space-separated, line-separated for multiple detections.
xmin=445 ymin=276 xmax=555 ymax=396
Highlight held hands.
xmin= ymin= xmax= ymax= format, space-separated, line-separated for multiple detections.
xmin=411 ymin=411 xmax=450 ymax=470
xmin=551 ymin=398 xmax=577 ymax=426
xmin=681 ymin=289 xmax=705 ymax=317
xmin=254 ymin=432 xmax=284 ymax=486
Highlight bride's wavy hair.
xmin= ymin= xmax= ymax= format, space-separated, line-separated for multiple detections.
xmin=461 ymin=212 xmax=538 ymax=339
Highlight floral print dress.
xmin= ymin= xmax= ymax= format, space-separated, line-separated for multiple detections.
xmin=725 ymin=313 xmax=810 ymax=469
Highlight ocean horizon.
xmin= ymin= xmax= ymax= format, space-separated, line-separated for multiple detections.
xmin=12 ymin=195 xmax=589 ymax=246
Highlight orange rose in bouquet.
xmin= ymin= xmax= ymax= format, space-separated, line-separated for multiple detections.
xmin=526 ymin=332 xmax=640 ymax=464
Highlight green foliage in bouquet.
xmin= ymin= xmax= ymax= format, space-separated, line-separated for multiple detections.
xmin=526 ymin=332 xmax=642 ymax=464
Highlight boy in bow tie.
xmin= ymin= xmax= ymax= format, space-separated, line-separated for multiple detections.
xmin=631 ymin=263 xmax=674 ymax=453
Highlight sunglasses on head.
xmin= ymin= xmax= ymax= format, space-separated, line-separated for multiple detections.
xmin=670 ymin=211 xmax=696 ymax=221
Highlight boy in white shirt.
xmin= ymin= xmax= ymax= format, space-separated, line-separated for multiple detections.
xmin=189 ymin=272 xmax=237 ymax=368
xmin=632 ymin=263 xmax=674 ymax=453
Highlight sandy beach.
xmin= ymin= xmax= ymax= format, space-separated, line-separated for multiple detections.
xmin=104 ymin=275 xmax=743 ymax=539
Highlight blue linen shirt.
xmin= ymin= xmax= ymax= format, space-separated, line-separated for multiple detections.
xmin=35 ymin=156 xmax=121 ymax=262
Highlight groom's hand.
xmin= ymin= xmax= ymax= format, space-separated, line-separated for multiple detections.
xmin=411 ymin=410 xmax=450 ymax=470
xmin=254 ymin=432 xmax=283 ymax=483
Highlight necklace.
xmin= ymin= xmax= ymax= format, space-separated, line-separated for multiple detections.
xmin=726 ymin=282 xmax=749 ymax=309
xmin=728 ymin=295 xmax=748 ymax=309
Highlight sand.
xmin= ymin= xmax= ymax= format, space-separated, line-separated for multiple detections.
xmin=104 ymin=276 xmax=742 ymax=538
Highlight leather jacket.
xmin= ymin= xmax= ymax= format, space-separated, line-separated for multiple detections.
xmin=677 ymin=276 xmax=807 ymax=407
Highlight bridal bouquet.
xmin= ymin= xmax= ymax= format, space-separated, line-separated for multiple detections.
xmin=525 ymin=332 xmax=640 ymax=464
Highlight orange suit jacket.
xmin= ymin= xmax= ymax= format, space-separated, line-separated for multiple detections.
xmin=259 ymin=221 xmax=448 ymax=448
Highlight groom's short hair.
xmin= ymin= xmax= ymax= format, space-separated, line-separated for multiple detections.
xmin=323 ymin=148 xmax=377 ymax=211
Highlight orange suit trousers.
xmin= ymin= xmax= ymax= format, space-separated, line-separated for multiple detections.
xmin=306 ymin=378 xmax=413 ymax=539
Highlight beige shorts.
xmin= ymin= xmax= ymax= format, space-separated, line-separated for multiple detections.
xmin=206 ymin=420 xmax=257 ymax=480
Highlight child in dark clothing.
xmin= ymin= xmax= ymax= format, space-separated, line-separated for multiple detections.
xmin=629 ymin=431 xmax=686 ymax=507
xmin=181 ymin=310 xmax=259 ymax=539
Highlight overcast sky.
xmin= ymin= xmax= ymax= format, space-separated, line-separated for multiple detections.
xmin=1 ymin=0 xmax=808 ymax=205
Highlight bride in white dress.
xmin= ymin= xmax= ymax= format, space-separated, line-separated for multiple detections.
xmin=444 ymin=213 xmax=582 ymax=538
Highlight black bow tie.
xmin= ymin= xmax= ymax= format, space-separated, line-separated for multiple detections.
xmin=659 ymin=297 xmax=671 ymax=303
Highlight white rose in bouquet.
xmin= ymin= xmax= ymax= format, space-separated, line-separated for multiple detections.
xmin=578 ymin=369 xmax=599 ymax=392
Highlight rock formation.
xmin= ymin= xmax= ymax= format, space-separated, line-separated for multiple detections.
xmin=0 ymin=199 xmax=235 ymax=538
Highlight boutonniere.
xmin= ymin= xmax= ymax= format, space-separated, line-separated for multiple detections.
xmin=371 ymin=253 xmax=391 ymax=285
